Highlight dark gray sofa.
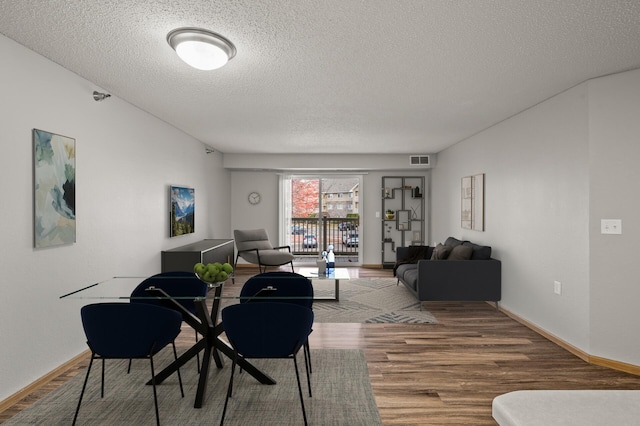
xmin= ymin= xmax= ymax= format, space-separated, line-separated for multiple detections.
xmin=394 ymin=237 xmax=501 ymax=308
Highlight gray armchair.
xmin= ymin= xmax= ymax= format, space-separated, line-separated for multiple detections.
xmin=233 ymin=229 xmax=295 ymax=274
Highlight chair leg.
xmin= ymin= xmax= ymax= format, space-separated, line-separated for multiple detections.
xmin=72 ymin=353 xmax=95 ymax=426
xmin=304 ymin=340 xmax=312 ymax=374
xmin=127 ymin=358 xmax=132 ymax=374
xmin=233 ymin=254 xmax=241 ymax=284
xmin=220 ymin=354 xmax=238 ymax=425
xmin=293 ymin=355 xmax=309 ymax=426
xmin=302 ymin=343 xmax=312 ymax=397
xmin=101 ymin=358 xmax=105 ymax=398
xmin=149 ymin=355 xmax=161 ymax=426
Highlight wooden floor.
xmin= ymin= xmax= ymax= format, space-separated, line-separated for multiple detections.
xmin=2 ymin=266 xmax=640 ymax=425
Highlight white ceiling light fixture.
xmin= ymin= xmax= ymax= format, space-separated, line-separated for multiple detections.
xmin=167 ymin=27 xmax=236 ymax=71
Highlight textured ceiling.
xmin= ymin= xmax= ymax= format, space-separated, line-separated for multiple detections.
xmin=1 ymin=1 xmax=640 ymax=154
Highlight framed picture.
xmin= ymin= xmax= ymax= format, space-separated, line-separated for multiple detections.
xmin=461 ymin=176 xmax=472 ymax=229
xmin=461 ymin=174 xmax=485 ymax=231
xmin=472 ymin=173 xmax=485 ymax=231
xmin=170 ymin=185 xmax=195 ymax=237
xmin=33 ymin=129 xmax=76 ymax=248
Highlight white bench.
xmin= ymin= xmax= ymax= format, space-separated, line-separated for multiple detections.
xmin=492 ymin=390 xmax=640 ymax=425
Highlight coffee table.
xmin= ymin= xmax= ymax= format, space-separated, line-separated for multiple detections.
xmin=297 ymin=267 xmax=350 ymax=301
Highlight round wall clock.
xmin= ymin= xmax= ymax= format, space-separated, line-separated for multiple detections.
xmin=248 ymin=191 xmax=261 ymax=205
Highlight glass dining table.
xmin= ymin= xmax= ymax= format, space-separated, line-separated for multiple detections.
xmin=60 ymin=275 xmax=296 ymax=409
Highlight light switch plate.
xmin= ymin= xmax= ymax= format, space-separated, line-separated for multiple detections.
xmin=601 ymin=219 xmax=622 ymax=235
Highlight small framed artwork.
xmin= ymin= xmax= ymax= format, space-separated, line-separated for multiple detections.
xmin=461 ymin=174 xmax=485 ymax=231
xmin=170 ymin=185 xmax=195 ymax=237
xmin=472 ymin=173 xmax=485 ymax=231
xmin=461 ymin=176 xmax=472 ymax=229
xmin=33 ymin=129 xmax=76 ymax=248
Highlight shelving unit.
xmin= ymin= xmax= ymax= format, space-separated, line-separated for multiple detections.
xmin=381 ymin=176 xmax=425 ymax=268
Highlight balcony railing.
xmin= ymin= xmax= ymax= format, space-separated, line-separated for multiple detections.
xmin=289 ymin=217 xmax=359 ymax=256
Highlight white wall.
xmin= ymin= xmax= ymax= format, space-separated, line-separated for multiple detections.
xmin=0 ymin=34 xmax=230 ymax=401
xmin=432 ymin=69 xmax=640 ymax=366
xmin=588 ymin=69 xmax=640 ymax=364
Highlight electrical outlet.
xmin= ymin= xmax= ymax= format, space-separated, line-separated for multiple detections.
xmin=601 ymin=219 xmax=622 ymax=234
xmin=554 ymin=280 xmax=562 ymax=295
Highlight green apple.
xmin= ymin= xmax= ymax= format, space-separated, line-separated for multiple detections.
xmin=213 ymin=262 xmax=223 ymax=270
xmin=216 ymin=271 xmax=228 ymax=282
xmin=206 ymin=263 xmax=220 ymax=276
xmin=194 ymin=262 xmax=207 ymax=276
xmin=202 ymin=270 xmax=215 ymax=283
xmin=222 ymin=263 xmax=233 ymax=274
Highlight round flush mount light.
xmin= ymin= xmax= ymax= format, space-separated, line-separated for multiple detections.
xmin=167 ymin=27 xmax=236 ymax=71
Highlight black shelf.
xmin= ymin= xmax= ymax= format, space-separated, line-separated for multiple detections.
xmin=381 ymin=176 xmax=425 ymax=265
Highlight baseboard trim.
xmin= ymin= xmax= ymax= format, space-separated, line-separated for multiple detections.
xmin=361 ymin=263 xmax=383 ymax=269
xmin=0 ymin=349 xmax=90 ymax=413
xmin=589 ymin=355 xmax=640 ymax=376
xmin=497 ymin=303 xmax=640 ymax=376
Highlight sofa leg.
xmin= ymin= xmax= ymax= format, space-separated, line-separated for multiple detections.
xmin=495 ymin=301 xmax=499 ymax=311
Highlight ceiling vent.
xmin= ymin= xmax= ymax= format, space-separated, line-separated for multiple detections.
xmin=409 ymin=155 xmax=430 ymax=166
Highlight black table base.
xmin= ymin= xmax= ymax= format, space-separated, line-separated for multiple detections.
xmin=146 ymin=284 xmax=276 ymax=408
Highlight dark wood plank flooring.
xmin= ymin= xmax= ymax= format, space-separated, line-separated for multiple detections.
xmin=2 ymin=267 xmax=639 ymax=425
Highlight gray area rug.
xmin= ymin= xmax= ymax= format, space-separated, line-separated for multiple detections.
xmin=4 ymin=349 xmax=380 ymax=425
xmin=312 ymin=277 xmax=438 ymax=324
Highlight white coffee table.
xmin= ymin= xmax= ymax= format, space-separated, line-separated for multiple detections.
xmin=297 ymin=267 xmax=350 ymax=301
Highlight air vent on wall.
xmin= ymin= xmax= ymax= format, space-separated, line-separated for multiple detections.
xmin=409 ymin=155 xmax=430 ymax=166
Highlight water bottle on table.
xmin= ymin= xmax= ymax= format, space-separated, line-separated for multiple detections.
xmin=326 ymin=245 xmax=335 ymax=274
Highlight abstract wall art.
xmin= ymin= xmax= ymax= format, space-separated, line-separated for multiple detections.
xmin=33 ymin=129 xmax=76 ymax=248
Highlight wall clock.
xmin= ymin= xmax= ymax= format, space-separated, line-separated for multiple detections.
xmin=248 ymin=191 xmax=261 ymax=205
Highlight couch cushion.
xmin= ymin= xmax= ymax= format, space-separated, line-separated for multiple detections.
xmin=462 ymin=241 xmax=492 ymax=260
xmin=444 ymin=237 xmax=463 ymax=247
xmin=402 ymin=268 xmax=419 ymax=291
xmin=395 ymin=263 xmax=416 ymax=281
xmin=448 ymin=244 xmax=473 ymax=260
xmin=431 ymin=243 xmax=453 ymax=260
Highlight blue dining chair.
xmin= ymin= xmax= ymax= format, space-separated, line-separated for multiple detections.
xmin=239 ymin=272 xmax=314 ymax=382
xmin=220 ymin=302 xmax=314 ymax=426
xmin=129 ymin=271 xmax=209 ymax=372
xmin=73 ymin=303 xmax=184 ymax=426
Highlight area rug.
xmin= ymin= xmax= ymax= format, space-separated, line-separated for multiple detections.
xmin=311 ymin=277 xmax=438 ymax=324
xmin=3 ymin=349 xmax=381 ymax=426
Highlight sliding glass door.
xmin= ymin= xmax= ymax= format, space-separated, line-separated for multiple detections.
xmin=280 ymin=174 xmax=362 ymax=265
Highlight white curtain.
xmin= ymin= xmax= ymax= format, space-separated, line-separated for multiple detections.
xmin=278 ymin=174 xmax=293 ymax=247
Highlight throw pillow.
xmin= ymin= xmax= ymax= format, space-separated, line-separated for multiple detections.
xmin=462 ymin=241 xmax=492 ymax=260
xmin=444 ymin=237 xmax=463 ymax=247
xmin=448 ymin=244 xmax=473 ymax=260
xmin=431 ymin=243 xmax=453 ymax=260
